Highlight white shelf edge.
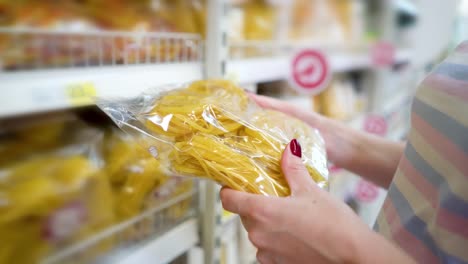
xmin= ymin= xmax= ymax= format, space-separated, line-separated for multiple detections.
xmin=227 ymin=49 xmax=412 ymax=84
xmin=116 ymin=218 xmax=199 ymax=264
xmin=0 ymin=62 xmax=203 ymax=118
xmin=226 ymin=57 xmax=289 ymax=84
xmin=395 ymin=49 xmax=413 ymax=64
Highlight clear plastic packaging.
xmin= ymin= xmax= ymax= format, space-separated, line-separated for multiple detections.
xmin=0 ymin=116 xmax=195 ymax=264
xmin=102 ymin=130 xmax=170 ymax=221
xmin=0 ymin=118 xmax=115 ymax=264
xmin=99 ymin=80 xmax=329 ymax=197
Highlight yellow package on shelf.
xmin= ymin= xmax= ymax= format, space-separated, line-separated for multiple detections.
xmin=0 ymin=116 xmax=196 ymax=263
xmin=288 ymin=0 xmax=349 ymax=43
xmin=103 ymin=131 xmax=170 ymax=221
xmin=0 ymin=144 xmax=115 ymax=264
xmin=243 ymin=0 xmax=277 ymax=41
xmin=99 ymin=80 xmax=329 ymax=197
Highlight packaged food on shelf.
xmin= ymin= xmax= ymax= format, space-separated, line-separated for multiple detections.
xmin=0 ymin=0 xmax=203 ymax=71
xmin=330 ymin=0 xmax=366 ymax=44
xmin=228 ymin=0 xmax=279 ymax=57
xmin=288 ymin=0 xmax=365 ymax=46
xmin=146 ymin=177 xmax=195 ymax=221
xmin=288 ymin=0 xmax=314 ymax=40
xmin=313 ymin=74 xmax=361 ymax=121
xmin=258 ymin=81 xmax=315 ymax=113
xmin=190 ymin=0 xmax=207 ymax=37
xmin=103 ymin=131 xmax=169 ymax=220
xmin=0 ymin=118 xmax=115 ymax=264
xmin=227 ymin=6 xmax=245 ymax=42
xmin=0 ymin=1 xmax=98 ymax=69
xmin=0 ymin=114 xmax=196 ymax=264
xmin=99 ymin=80 xmax=329 ymax=197
xmin=243 ymin=0 xmax=277 ymax=41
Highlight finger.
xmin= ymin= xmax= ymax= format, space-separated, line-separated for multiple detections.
xmin=249 ymin=94 xmax=322 ymax=126
xmin=256 ymin=250 xmax=276 ymax=264
xmin=281 ymin=139 xmax=317 ymax=195
xmin=220 ymin=187 xmax=268 ymax=215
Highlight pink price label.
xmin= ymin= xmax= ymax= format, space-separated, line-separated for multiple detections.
xmin=355 ymin=180 xmax=379 ymax=203
xmin=289 ymin=49 xmax=331 ymax=95
xmin=363 ymin=115 xmax=388 ymax=136
xmin=371 ymin=42 xmax=396 ymax=67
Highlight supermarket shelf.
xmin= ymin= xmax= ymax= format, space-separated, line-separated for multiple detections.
xmin=0 ymin=62 xmax=203 ymax=118
xmin=380 ymin=91 xmax=412 ymax=114
xmin=44 ymin=187 xmax=198 ymax=264
xmin=221 ymin=214 xmax=239 ymax=244
xmin=345 ymin=91 xmax=411 ymax=139
xmin=226 ymin=49 xmax=412 ymax=84
xmin=0 ymin=27 xmax=203 ymax=118
xmin=226 ymin=57 xmax=288 ymax=84
xmin=115 ymin=218 xmax=199 ymax=264
xmin=395 ymin=49 xmax=412 ymax=64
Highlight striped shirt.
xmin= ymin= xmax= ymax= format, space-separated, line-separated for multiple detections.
xmin=375 ymin=41 xmax=468 ymax=263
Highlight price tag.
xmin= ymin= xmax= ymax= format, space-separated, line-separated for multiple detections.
xmin=44 ymin=202 xmax=86 ymax=242
xmin=363 ymin=115 xmax=388 ymax=137
xmin=355 ymin=180 xmax=379 ymax=203
xmin=371 ymin=41 xmax=396 ymax=67
xmin=66 ymin=82 xmax=97 ymax=106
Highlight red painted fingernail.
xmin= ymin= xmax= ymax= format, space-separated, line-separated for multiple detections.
xmin=290 ymin=139 xmax=302 ymax=158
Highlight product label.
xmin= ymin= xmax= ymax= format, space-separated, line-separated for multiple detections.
xmin=44 ymin=202 xmax=86 ymax=242
xmin=66 ymin=82 xmax=97 ymax=106
xmin=371 ymin=42 xmax=396 ymax=67
xmin=363 ymin=115 xmax=388 ymax=137
xmin=355 ymin=180 xmax=379 ymax=203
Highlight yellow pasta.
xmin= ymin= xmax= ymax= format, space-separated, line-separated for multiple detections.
xmin=102 ymin=80 xmax=329 ymax=197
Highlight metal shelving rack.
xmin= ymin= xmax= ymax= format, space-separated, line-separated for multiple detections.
xmin=0 ymin=27 xmax=205 ymax=264
xmin=0 ymin=28 xmax=204 ymax=118
xmin=43 ymin=188 xmax=199 ymax=264
xmin=0 ymin=1 xmax=418 ymax=264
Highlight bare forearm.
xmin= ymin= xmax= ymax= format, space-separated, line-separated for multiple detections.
xmin=352 ymin=229 xmax=416 ymax=264
xmin=347 ymin=131 xmax=404 ymax=188
xmin=322 ymin=118 xmax=405 ymax=189
xmin=249 ymin=94 xmax=404 ymax=188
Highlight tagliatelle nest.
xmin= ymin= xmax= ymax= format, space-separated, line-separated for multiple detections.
xmin=100 ymin=80 xmax=329 ymax=197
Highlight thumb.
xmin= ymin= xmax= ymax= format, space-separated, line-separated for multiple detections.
xmin=281 ymin=139 xmax=316 ymax=195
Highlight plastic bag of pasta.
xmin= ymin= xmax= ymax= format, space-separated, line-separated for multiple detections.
xmin=0 ymin=118 xmax=115 ymax=264
xmin=99 ymin=80 xmax=328 ymax=197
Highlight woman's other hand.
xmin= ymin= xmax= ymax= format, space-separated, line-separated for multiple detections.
xmin=250 ymin=94 xmax=405 ymax=189
xmin=220 ymin=139 xmax=414 ymax=264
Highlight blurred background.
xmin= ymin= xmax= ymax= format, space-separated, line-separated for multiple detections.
xmin=0 ymin=1 xmax=466 ymax=264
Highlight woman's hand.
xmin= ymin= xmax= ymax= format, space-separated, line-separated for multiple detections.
xmin=220 ymin=140 xmax=415 ymax=264
xmin=250 ymin=94 xmax=405 ymax=189
xmin=250 ymin=93 xmax=354 ymax=168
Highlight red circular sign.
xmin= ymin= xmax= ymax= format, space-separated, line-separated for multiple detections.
xmin=371 ymin=42 xmax=395 ymax=67
xmin=363 ymin=115 xmax=388 ymax=136
xmin=355 ymin=180 xmax=379 ymax=203
xmin=290 ymin=49 xmax=331 ymax=94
